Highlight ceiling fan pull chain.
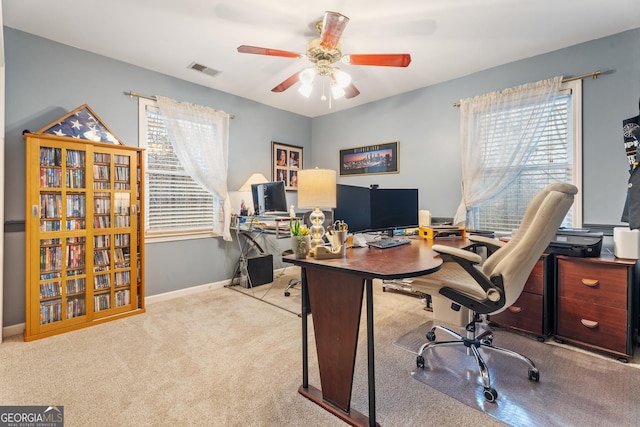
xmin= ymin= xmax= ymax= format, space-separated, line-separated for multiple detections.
xmin=321 ymin=77 xmax=327 ymax=102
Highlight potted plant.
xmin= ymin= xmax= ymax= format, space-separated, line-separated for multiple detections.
xmin=290 ymin=219 xmax=311 ymax=259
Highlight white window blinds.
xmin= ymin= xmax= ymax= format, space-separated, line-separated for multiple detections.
xmin=142 ymin=103 xmax=215 ymax=235
xmin=476 ymin=87 xmax=580 ymax=232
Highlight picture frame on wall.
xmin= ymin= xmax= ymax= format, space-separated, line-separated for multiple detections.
xmin=272 ymin=141 xmax=303 ymax=191
xmin=339 ymin=141 xmax=399 ymax=176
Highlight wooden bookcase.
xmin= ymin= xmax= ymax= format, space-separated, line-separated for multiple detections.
xmin=24 ymin=132 xmax=145 ymax=341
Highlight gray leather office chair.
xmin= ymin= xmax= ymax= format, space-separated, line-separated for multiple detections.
xmin=408 ymin=183 xmax=577 ymax=402
xmin=283 ymin=210 xmax=333 ymax=297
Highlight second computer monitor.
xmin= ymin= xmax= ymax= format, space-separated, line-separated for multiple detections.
xmin=334 ymin=184 xmax=418 ymax=233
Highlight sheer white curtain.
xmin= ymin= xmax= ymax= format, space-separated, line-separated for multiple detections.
xmin=454 ymin=76 xmax=563 ymax=228
xmin=155 ymin=96 xmax=232 ymax=241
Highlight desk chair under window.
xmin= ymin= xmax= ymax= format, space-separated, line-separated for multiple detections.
xmin=407 ymin=183 xmax=577 ymax=402
xmin=283 ymin=209 xmax=333 ymax=297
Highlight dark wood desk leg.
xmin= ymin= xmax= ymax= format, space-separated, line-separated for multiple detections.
xmin=366 ymin=279 xmax=376 ymax=427
xmin=299 ymin=268 xmax=375 ymax=426
xmin=301 ymin=268 xmax=309 ymax=388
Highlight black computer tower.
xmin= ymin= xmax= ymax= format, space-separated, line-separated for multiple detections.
xmin=242 ymin=254 xmax=273 ymax=288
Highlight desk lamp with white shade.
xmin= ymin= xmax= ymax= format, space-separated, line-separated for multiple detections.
xmin=297 ymin=168 xmax=337 ymax=251
xmin=232 ymin=173 xmax=268 ymax=216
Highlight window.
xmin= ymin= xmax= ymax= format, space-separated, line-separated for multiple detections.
xmin=475 ymin=80 xmax=582 ymax=232
xmin=139 ymin=99 xmax=217 ymax=241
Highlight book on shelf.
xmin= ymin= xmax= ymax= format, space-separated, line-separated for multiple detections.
xmin=94 ymin=294 xmax=111 ymax=312
xmin=40 ymin=167 xmax=62 ymax=187
xmin=40 ymin=147 xmax=62 ymax=166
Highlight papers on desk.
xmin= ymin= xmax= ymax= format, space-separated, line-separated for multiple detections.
xmin=234 ymin=217 xmax=294 ymax=238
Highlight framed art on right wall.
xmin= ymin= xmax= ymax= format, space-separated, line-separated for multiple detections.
xmin=339 ymin=141 xmax=399 ymax=176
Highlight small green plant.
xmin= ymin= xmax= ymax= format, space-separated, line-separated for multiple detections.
xmin=290 ymin=219 xmax=310 ymax=236
xmin=290 ymin=219 xmax=311 ymax=256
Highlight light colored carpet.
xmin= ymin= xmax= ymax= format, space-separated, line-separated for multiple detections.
xmin=4 ymin=269 xmax=633 ymax=426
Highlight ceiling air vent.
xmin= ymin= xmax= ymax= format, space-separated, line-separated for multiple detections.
xmin=188 ymin=62 xmax=220 ymax=77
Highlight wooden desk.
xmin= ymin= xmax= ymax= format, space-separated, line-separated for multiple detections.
xmin=284 ymin=238 xmax=470 ymax=426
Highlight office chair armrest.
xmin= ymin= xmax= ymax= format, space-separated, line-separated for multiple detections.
xmin=432 ymin=244 xmax=483 ymax=265
xmin=432 ymin=244 xmax=505 ymax=314
xmin=467 ymin=235 xmax=505 ymax=257
xmin=468 ymin=235 xmax=505 ymax=250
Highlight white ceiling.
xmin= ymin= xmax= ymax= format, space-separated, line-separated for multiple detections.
xmin=3 ymin=0 xmax=640 ymax=118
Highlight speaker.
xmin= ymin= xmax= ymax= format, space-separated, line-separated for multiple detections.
xmin=243 ymin=254 xmax=273 ymax=288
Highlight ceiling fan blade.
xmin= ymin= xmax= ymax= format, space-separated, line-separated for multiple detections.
xmin=237 ymin=45 xmax=303 ymax=59
xmin=320 ymin=11 xmax=350 ymax=50
xmin=271 ymin=71 xmax=302 ymax=93
xmin=344 ymin=83 xmax=360 ymax=99
xmin=346 ymin=54 xmax=412 ymax=67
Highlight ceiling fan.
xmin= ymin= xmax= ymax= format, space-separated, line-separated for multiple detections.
xmin=237 ymin=11 xmax=412 ymax=101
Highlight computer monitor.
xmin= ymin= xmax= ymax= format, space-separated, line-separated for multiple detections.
xmin=370 ymin=188 xmax=419 ymax=231
xmin=334 ymin=184 xmax=418 ymax=234
xmin=334 ymin=185 xmax=371 ymax=232
xmin=251 ymin=181 xmax=288 ymax=215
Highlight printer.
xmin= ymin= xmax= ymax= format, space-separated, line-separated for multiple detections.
xmin=545 ymin=230 xmax=603 ymax=257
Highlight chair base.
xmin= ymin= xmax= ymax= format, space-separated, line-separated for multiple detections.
xmin=415 ymin=319 xmax=539 ymax=402
xmin=284 ymin=278 xmax=301 ymax=297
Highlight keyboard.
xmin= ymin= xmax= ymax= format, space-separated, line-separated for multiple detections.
xmin=367 ymin=238 xmax=412 ymax=249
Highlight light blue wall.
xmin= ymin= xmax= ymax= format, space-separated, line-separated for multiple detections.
xmin=3 ymin=28 xmax=311 ymax=325
xmin=3 ymin=27 xmax=640 ymax=326
xmin=313 ymin=28 xmax=640 ymax=223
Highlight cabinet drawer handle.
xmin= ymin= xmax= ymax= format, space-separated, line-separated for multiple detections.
xmin=580 ymin=319 xmax=599 ymax=329
xmin=507 ymin=306 xmax=522 ymax=313
xmin=581 ymin=279 xmax=599 ymax=287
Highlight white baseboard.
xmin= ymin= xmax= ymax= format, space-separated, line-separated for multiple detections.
xmin=2 ymin=269 xmax=292 ymax=340
xmin=144 ymin=278 xmax=230 ymax=305
xmin=2 ymin=323 xmax=24 ymax=340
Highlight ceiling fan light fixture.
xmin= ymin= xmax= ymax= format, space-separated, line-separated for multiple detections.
xmin=299 ymin=84 xmax=314 ymax=98
xmin=331 ymin=68 xmax=351 ymax=88
xmin=331 ymin=84 xmax=345 ymax=100
xmin=299 ymin=67 xmax=317 ymax=85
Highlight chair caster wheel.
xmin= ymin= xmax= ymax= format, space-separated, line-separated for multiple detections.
xmin=481 ymin=335 xmax=493 ymax=346
xmin=483 ymin=387 xmax=498 ymax=402
xmin=416 ymin=355 xmax=425 ymax=369
xmin=528 ymin=368 xmax=540 ymax=382
xmin=284 ymin=291 xmax=290 ymax=297
xmin=426 ymin=330 xmax=436 ymax=341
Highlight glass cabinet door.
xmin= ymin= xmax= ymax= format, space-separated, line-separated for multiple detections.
xmin=39 ymin=238 xmax=62 ymax=325
xmin=91 ymin=149 xmax=137 ymax=317
xmin=65 ymin=236 xmax=86 ymax=319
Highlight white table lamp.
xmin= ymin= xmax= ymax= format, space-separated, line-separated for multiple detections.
xmin=238 ymin=173 xmax=269 ymax=192
xmin=232 ymin=173 xmax=269 ymax=216
xmin=297 ymin=168 xmax=337 ymax=249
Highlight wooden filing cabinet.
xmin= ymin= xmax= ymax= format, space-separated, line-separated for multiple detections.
xmin=489 ymin=256 xmax=551 ymax=341
xmin=553 ymin=255 xmax=638 ymax=361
